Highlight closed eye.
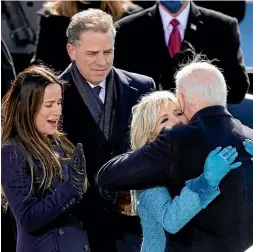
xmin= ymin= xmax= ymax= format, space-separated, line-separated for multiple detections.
xmin=176 ymin=112 xmax=184 ymax=116
xmin=161 ymin=118 xmax=169 ymax=124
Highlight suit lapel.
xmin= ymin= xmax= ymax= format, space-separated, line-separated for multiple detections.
xmin=148 ymin=4 xmax=168 ymax=61
xmin=109 ymin=68 xmax=138 ymax=148
xmin=66 ymin=64 xmax=107 ymax=143
xmin=183 ymin=2 xmax=204 ymax=51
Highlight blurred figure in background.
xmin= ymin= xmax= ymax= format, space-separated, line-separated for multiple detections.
xmin=113 ymin=0 xmax=249 ymax=104
xmin=1 ymin=38 xmax=17 ymax=252
xmin=195 ymin=1 xmax=246 ymax=24
xmin=1 ymin=39 xmax=16 ymax=99
xmin=31 ymin=0 xmax=142 ymax=72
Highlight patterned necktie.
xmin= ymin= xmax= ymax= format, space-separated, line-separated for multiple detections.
xmin=168 ymin=19 xmax=181 ymax=58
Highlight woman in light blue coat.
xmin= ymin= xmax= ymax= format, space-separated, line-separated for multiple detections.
xmin=129 ymin=91 xmax=242 ymax=252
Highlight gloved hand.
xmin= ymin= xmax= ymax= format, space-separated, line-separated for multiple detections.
xmin=243 ymin=139 xmax=253 ymax=162
xmin=68 ymin=143 xmax=88 ymax=194
xmin=204 ymin=146 xmax=242 ymax=187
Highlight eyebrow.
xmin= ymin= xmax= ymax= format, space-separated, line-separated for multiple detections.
xmin=86 ymin=48 xmax=113 ymax=53
xmin=44 ymin=98 xmax=62 ymax=103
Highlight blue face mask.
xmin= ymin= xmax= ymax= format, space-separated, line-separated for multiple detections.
xmin=160 ymin=1 xmax=185 ymax=14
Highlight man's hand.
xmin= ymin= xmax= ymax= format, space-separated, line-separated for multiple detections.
xmin=243 ymin=139 xmax=253 ymax=162
xmin=68 ymin=143 xmax=88 ymax=194
xmin=204 ymin=146 xmax=242 ymax=187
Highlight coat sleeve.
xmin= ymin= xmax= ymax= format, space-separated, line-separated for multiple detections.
xmin=97 ymin=127 xmax=173 ymax=191
xmin=137 ymin=181 xmax=219 ymax=235
xmin=1 ymin=144 xmax=82 ymax=233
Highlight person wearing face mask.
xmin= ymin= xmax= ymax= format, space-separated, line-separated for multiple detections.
xmin=60 ymin=9 xmax=155 ymax=252
xmin=1 ymin=65 xmax=89 ymax=252
xmin=129 ymin=91 xmax=241 ymax=252
xmin=31 ymin=0 xmax=143 ymax=73
xmin=113 ymin=0 xmax=249 ymax=104
xmin=98 ymin=61 xmax=253 ymax=252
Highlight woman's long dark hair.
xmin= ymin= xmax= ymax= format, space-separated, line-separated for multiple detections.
xmin=1 ymin=65 xmax=74 ymax=210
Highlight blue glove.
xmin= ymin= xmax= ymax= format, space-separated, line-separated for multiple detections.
xmin=243 ymin=139 xmax=253 ymax=162
xmin=204 ymin=146 xmax=242 ymax=187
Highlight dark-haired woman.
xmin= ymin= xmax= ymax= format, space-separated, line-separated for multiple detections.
xmin=1 ymin=65 xmax=89 ymax=252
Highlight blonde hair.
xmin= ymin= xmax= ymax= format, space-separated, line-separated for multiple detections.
xmin=130 ymin=91 xmax=177 ymax=151
xmin=67 ymin=8 xmax=116 ymax=45
xmin=44 ymin=0 xmax=132 ymax=21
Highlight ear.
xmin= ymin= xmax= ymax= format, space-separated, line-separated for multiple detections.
xmin=177 ymin=92 xmax=185 ymax=113
xmin=66 ymin=43 xmax=76 ymax=61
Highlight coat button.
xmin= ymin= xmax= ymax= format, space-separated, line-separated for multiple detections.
xmin=84 ymin=245 xmax=89 ymax=251
xmin=199 ymin=189 xmax=205 ymax=194
xmin=59 ymin=228 xmax=64 ymax=236
xmin=70 ymin=198 xmax=75 ymax=204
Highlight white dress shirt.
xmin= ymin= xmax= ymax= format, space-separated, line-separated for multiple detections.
xmin=88 ymin=80 xmax=106 ymax=104
xmin=159 ymin=3 xmax=191 ymax=46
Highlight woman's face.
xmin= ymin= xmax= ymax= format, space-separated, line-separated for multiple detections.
xmin=152 ymin=100 xmax=188 ymax=140
xmin=34 ymin=83 xmax=62 ymax=136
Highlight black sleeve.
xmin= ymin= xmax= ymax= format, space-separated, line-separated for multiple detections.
xmin=97 ymin=127 xmax=173 ymax=191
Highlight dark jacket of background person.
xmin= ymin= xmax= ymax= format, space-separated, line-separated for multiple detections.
xmin=135 ymin=1 xmax=245 ymax=23
xmin=1 ymin=39 xmax=17 ymax=252
xmin=113 ymin=2 xmax=249 ymax=104
xmin=195 ymin=1 xmax=246 ymax=24
xmin=1 ymin=39 xmax=16 ymax=99
xmin=1 ymin=141 xmax=89 ymax=252
xmin=60 ymin=64 xmax=155 ymax=251
xmin=31 ymin=1 xmax=143 ymax=73
xmin=98 ymin=106 xmax=253 ymax=252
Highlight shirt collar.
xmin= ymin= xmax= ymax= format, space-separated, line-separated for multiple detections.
xmin=159 ymin=2 xmax=190 ymax=31
xmin=87 ymin=79 xmax=106 ymax=89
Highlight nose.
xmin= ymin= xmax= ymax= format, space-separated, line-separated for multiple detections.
xmin=171 ymin=116 xmax=181 ymax=126
xmin=53 ymin=104 xmax=62 ymax=116
xmin=96 ymin=53 xmax=107 ymax=66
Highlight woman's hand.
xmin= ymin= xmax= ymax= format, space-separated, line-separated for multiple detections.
xmin=243 ymin=139 xmax=253 ymax=162
xmin=68 ymin=143 xmax=88 ymax=194
xmin=204 ymin=146 xmax=242 ymax=187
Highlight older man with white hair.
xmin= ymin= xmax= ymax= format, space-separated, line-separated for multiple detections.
xmin=98 ymin=61 xmax=253 ymax=252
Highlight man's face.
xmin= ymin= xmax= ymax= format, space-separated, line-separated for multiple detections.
xmin=67 ymin=30 xmax=114 ymax=85
xmin=159 ymin=0 xmax=189 ymax=16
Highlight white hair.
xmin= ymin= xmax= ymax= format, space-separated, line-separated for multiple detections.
xmin=175 ymin=61 xmax=227 ymax=106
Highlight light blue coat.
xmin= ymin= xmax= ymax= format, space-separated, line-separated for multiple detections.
xmin=137 ymin=175 xmax=220 ymax=252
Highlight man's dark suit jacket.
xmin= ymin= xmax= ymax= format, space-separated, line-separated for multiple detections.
xmin=113 ymin=2 xmax=249 ymax=104
xmin=60 ymin=64 xmax=155 ymax=251
xmin=98 ymin=106 xmax=253 ymax=252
